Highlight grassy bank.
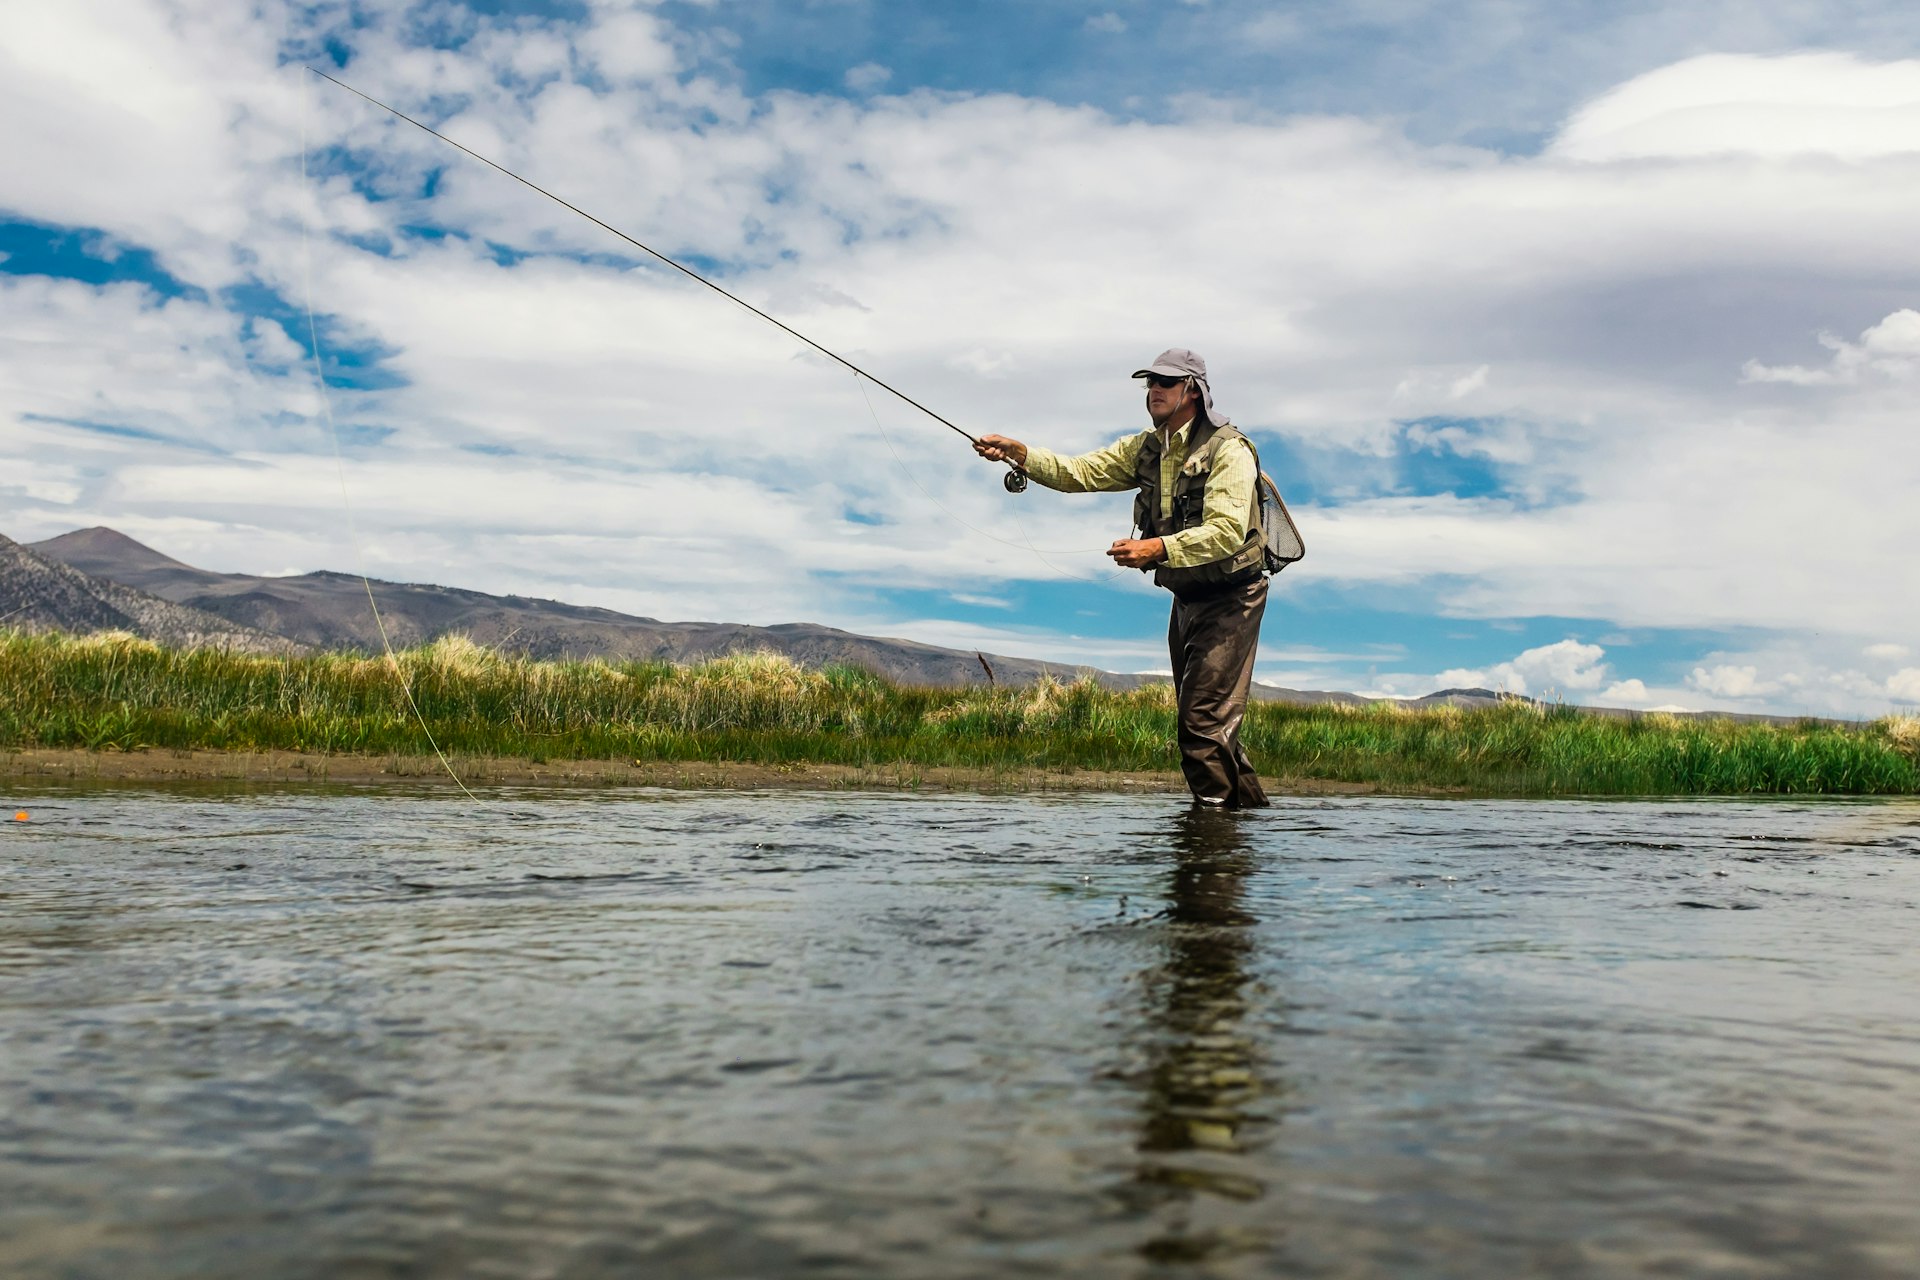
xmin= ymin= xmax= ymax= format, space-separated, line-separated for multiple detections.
xmin=3 ymin=631 xmax=1917 ymax=796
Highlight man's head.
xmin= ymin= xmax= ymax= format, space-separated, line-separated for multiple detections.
xmin=1132 ymin=348 xmax=1224 ymax=430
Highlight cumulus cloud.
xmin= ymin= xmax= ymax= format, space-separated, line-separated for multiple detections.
xmin=1889 ymin=669 xmax=1920 ymax=703
xmin=1688 ymin=664 xmax=1779 ymax=699
xmin=1361 ymin=639 xmax=1616 ymax=700
xmin=1552 ymin=53 xmax=1920 ymax=162
xmin=1 ymin=4 xmax=1918 ymax=702
xmin=1361 ymin=632 xmax=1914 ymax=718
xmin=589 ymin=9 xmax=677 ymax=82
xmin=1429 ymin=638 xmax=1610 ymax=698
xmin=1599 ymin=678 xmax=1650 ymax=705
xmin=1648 ymin=635 xmax=1917 ymax=717
xmin=843 ymin=62 xmax=892 ymax=93
xmin=1742 ymin=309 xmax=1920 ymax=385
xmin=1390 ymin=364 xmax=1492 ymax=406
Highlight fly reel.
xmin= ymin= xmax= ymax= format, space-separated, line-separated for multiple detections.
xmin=1003 ymin=467 xmax=1029 ymax=494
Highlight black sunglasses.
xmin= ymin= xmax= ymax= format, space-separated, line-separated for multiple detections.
xmin=1143 ymin=374 xmax=1187 ymax=389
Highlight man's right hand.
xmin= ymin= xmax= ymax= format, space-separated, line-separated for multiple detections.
xmin=973 ymin=435 xmax=1028 ymax=468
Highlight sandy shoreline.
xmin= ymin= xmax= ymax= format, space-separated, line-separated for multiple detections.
xmin=0 ymin=746 xmax=1390 ymax=796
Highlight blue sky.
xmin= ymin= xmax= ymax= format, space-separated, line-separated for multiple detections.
xmin=3 ymin=0 xmax=1919 ymax=715
xmin=680 ymin=0 xmax=1920 ymax=149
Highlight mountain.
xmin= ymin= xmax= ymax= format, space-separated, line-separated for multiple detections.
xmin=0 ymin=534 xmax=301 ymax=654
xmin=27 ymin=527 xmax=1150 ymax=689
xmin=10 ymin=528 xmax=1829 ymax=721
xmin=21 ymin=528 xmax=1534 ymax=703
xmin=11 ymin=529 xmax=1583 ymax=709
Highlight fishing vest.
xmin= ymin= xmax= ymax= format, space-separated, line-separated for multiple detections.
xmin=1132 ymin=419 xmax=1268 ymax=596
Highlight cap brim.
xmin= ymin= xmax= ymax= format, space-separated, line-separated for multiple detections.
xmin=1132 ymin=364 xmax=1189 ymax=380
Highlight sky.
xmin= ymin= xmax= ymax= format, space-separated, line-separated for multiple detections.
xmin=2 ymin=0 xmax=1918 ymax=716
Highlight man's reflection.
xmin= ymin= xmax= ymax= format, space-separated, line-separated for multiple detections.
xmin=1127 ymin=805 xmax=1277 ymax=1263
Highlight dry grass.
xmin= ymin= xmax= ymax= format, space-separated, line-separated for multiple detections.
xmin=1873 ymin=714 xmax=1920 ymax=752
xmin=2 ymin=629 xmax=1916 ymax=795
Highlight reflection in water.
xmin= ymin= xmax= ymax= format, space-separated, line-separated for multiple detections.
xmin=8 ymin=792 xmax=1918 ymax=1277
xmin=1128 ymin=806 xmax=1278 ymax=1264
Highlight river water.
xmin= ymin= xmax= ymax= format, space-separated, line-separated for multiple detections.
xmin=2 ymin=787 xmax=1916 ymax=1278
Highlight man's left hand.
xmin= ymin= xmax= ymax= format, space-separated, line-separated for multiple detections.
xmin=1107 ymin=537 xmax=1166 ymax=569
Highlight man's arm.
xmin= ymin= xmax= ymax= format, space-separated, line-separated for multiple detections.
xmin=1159 ymin=437 xmax=1256 ymax=567
xmin=973 ymin=430 xmax=1166 ymax=567
xmin=973 ymin=432 xmax=1147 ymax=494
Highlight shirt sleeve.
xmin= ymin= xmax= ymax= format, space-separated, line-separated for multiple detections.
xmin=1021 ymin=432 xmax=1149 ymax=494
xmin=1160 ymin=436 xmax=1256 ymax=568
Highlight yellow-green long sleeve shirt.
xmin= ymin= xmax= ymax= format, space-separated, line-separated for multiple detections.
xmin=1023 ymin=419 xmax=1256 ymax=569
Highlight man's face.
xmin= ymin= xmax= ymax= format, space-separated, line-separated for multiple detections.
xmin=1142 ymin=373 xmax=1198 ymax=428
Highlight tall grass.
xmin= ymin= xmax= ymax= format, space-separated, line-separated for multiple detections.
xmin=3 ymin=630 xmax=1916 ymax=795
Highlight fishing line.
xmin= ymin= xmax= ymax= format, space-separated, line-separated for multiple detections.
xmin=1005 ymin=513 xmax=1131 ymax=586
xmin=852 ymin=374 xmax=1131 ymax=584
xmin=304 ymin=66 xmax=1030 ymax=492
xmin=308 ymin=67 xmax=1129 ymax=602
xmin=300 ymin=71 xmax=481 ymax=803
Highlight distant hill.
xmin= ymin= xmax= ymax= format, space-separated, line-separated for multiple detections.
xmin=17 ymin=526 xmax=1546 ymax=707
xmin=0 ymin=534 xmax=301 ymax=654
xmin=27 ymin=526 xmax=1153 ymax=690
xmin=10 ymin=528 xmax=1841 ymax=724
xmin=16 ymin=527 xmax=1560 ymax=710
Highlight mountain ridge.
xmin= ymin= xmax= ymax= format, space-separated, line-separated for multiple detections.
xmin=22 ymin=526 xmax=1409 ymax=704
xmin=26 ymin=526 xmax=1159 ymax=691
xmin=0 ymin=533 xmax=303 ymax=654
xmin=9 ymin=528 xmax=1854 ymax=725
xmin=21 ymin=527 xmax=1554 ymax=711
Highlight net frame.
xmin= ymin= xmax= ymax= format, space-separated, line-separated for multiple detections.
xmin=1258 ymin=471 xmax=1306 ymax=571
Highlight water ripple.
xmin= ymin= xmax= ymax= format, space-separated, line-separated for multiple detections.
xmin=1 ymin=789 xmax=1917 ymax=1277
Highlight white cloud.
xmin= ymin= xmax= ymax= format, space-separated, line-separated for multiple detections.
xmin=1390 ymin=363 xmax=1494 ymax=408
xmin=1448 ymin=364 xmax=1490 ymax=398
xmin=1742 ymin=309 xmax=1920 ymax=385
xmin=1688 ymin=664 xmax=1778 ymax=699
xmin=1085 ymin=13 xmax=1128 ymax=35
xmin=1630 ymin=635 xmax=1917 ymax=718
xmin=1552 ymin=53 xmax=1920 ymax=162
xmin=1512 ymin=639 xmax=1611 ymax=693
xmin=1867 ymin=642 xmax=1912 ymax=660
xmin=0 ymin=0 xmax=280 ymax=289
xmin=1 ymin=6 xmax=1918 ymax=711
xmin=1374 ymin=638 xmax=1611 ymax=699
xmin=1438 ymin=638 xmax=1611 ymax=697
xmin=843 ymin=62 xmax=892 ymax=93
xmin=588 ymin=10 xmax=677 ymax=83
xmin=1599 ymin=678 xmax=1650 ymax=705
xmin=1326 ymin=632 xmax=1909 ymax=718
xmin=1889 ymin=669 xmax=1920 ymax=703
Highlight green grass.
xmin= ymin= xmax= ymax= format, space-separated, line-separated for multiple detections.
xmin=3 ymin=630 xmax=1917 ymax=795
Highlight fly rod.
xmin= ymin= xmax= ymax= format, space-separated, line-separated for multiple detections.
xmin=306 ymin=66 xmax=1030 ymax=491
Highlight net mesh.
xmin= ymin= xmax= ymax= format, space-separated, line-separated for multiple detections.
xmin=1259 ymin=473 xmax=1306 ymax=567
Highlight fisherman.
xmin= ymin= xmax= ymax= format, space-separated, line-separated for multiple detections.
xmin=973 ymin=349 xmax=1271 ymax=809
